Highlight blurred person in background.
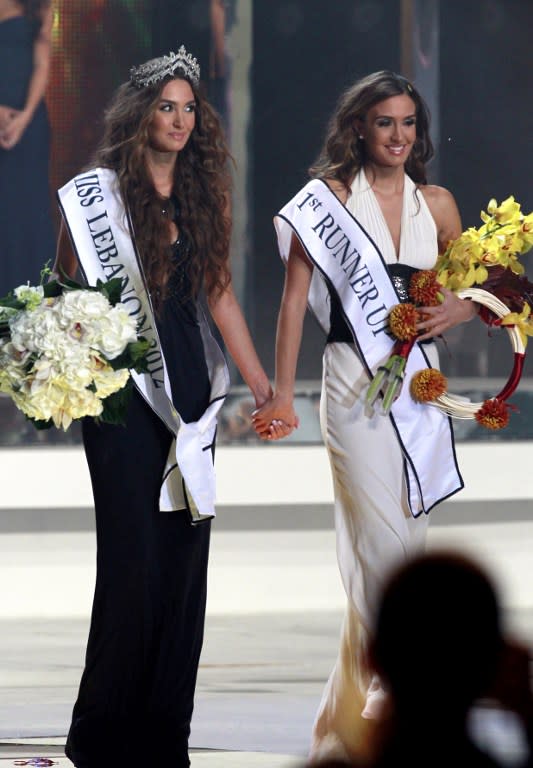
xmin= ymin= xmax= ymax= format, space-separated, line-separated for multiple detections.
xmin=300 ymin=551 xmax=533 ymax=768
xmin=0 ymin=0 xmax=55 ymax=294
xmin=366 ymin=550 xmax=533 ymax=768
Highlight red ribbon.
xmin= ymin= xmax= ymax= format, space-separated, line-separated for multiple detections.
xmin=495 ymin=352 xmax=526 ymax=401
xmin=392 ymin=338 xmax=416 ymax=358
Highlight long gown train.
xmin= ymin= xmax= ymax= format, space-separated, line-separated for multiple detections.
xmin=309 ymin=342 xmax=429 ymax=762
xmin=66 ymin=245 xmax=212 ymax=768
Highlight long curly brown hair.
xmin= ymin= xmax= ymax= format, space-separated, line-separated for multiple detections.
xmin=91 ymin=73 xmax=232 ymax=312
xmin=310 ymin=70 xmax=434 ymax=190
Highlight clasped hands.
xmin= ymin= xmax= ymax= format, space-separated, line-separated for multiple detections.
xmin=252 ymin=393 xmax=299 ymax=441
xmin=0 ymin=106 xmax=28 ymax=150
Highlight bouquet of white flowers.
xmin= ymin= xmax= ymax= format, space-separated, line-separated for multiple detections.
xmin=0 ymin=272 xmax=150 ymax=430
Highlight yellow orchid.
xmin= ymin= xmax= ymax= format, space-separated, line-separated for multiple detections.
xmin=483 ymin=196 xmax=522 ymax=225
xmin=519 ymin=212 xmax=533 ymax=248
xmin=436 ymin=196 xmax=533 ymax=294
xmin=500 ymin=302 xmax=533 ymax=348
xmin=386 ymin=196 xmax=532 ymax=430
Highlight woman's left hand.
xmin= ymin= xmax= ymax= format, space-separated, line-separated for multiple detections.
xmin=417 ymin=287 xmax=477 ymax=341
xmin=252 ymin=393 xmax=299 ymax=441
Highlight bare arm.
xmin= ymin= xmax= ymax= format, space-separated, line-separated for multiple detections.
xmin=53 ymin=220 xmax=78 ymax=280
xmin=417 ymin=184 xmax=478 ymax=340
xmin=421 ymin=184 xmax=462 ymax=254
xmin=252 ymin=234 xmax=312 ymax=433
xmin=209 ymin=0 xmax=226 ymax=78
xmin=0 ymin=3 xmax=53 ymax=150
xmin=252 ymin=178 xmax=346 ymax=436
xmin=208 ymin=281 xmax=272 ymax=409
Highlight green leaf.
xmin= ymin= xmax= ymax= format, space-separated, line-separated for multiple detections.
xmin=39 ymin=261 xmax=53 ymax=285
xmin=57 ymin=273 xmax=86 ymax=292
xmin=42 ymin=280 xmax=63 ymax=298
xmin=96 ymin=277 xmax=126 ymax=306
xmin=97 ymin=380 xmax=133 ymax=426
xmin=0 ymin=293 xmax=25 ymax=310
xmin=366 ymin=366 xmax=387 ymax=407
xmin=107 ymin=337 xmax=151 ymax=373
xmin=28 ymin=416 xmax=53 ymax=430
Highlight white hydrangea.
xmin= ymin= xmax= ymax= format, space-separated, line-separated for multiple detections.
xmin=0 ymin=285 xmax=142 ymax=430
xmin=89 ymin=304 xmax=138 ymax=360
xmin=14 ymin=284 xmax=45 ymax=311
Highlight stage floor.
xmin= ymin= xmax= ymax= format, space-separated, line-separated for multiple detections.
xmin=1 ymin=510 xmax=532 ymax=767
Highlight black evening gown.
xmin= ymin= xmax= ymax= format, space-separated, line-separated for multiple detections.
xmin=0 ymin=16 xmax=55 ymax=296
xmin=65 ymin=237 xmax=213 ymax=768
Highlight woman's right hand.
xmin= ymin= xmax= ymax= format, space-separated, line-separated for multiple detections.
xmin=252 ymin=393 xmax=299 ymax=441
xmin=0 ymin=109 xmax=30 ymax=150
xmin=0 ymin=105 xmax=15 ymax=132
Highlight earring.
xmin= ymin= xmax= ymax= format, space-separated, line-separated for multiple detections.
xmin=358 ymin=135 xmax=364 ymax=140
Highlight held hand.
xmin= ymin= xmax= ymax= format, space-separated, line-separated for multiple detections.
xmin=0 ymin=105 xmax=16 ymax=131
xmin=417 ymin=287 xmax=477 ymax=341
xmin=252 ymin=382 xmax=274 ymax=412
xmin=0 ymin=109 xmax=30 ymax=150
xmin=251 ymin=393 xmax=299 ymax=441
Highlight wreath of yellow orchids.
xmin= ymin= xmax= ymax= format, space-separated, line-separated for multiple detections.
xmin=410 ymin=287 xmax=527 ymax=430
xmin=367 ymin=197 xmax=533 ymax=430
xmin=436 ymin=196 xmax=533 ymax=292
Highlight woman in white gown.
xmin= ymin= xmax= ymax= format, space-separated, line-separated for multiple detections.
xmin=253 ymin=71 xmax=478 ymax=763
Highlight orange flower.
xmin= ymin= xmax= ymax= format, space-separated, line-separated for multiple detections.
xmin=388 ymin=303 xmax=419 ymax=341
xmin=410 ymin=369 xmax=448 ymax=402
xmin=409 ymin=270 xmax=442 ymax=306
xmin=475 ymin=398 xmax=510 ymax=430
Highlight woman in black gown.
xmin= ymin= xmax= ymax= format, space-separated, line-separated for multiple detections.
xmin=54 ymin=47 xmax=288 ymax=768
xmin=0 ymin=0 xmax=55 ymax=294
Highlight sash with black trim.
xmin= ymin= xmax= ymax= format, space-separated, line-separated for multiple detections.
xmin=274 ymin=179 xmax=463 ymax=516
xmin=58 ymin=167 xmax=229 ymax=523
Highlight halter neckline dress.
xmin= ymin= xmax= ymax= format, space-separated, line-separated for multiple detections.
xmin=310 ymin=169 xmax=441 ymax=762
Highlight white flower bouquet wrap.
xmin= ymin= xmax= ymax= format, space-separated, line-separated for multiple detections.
xmin=0 ymin=273 xmax=150 ymax=430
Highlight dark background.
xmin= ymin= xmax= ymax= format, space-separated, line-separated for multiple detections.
xmin=4 ymin=0 xmax=531 ymax=447
xmin=250 ymin=0 xmax=403 ymax=379
xmin=48 ymin=0 xmax=532 ymax=382
xmin=47 ymin=0 xmax=533 ymax=382
xmin=247 ymin=0 xmax=533 ymax=380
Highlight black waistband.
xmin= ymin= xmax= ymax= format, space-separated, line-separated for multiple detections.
xmin=326 ymin=264 xmax=435 ymax=344
xmin=387 ymin=263 xmax=419 ymax=303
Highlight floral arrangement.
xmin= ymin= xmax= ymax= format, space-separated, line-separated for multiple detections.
xmin=367 ymin=196 xmax=533 ymax=429
xmin=0 ymin=272 xmax=150 ymax=430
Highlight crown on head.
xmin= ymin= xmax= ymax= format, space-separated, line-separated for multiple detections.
xmin=130 ymin=45 xmax=201 ymax=88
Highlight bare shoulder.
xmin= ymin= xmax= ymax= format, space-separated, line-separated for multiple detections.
xmin=420 ymin=184 xmax=457 ymax=213
xmin=37 ymin=2 xmax=54 ymax=41
xmin=419 ymin=184 xmax=462 ymax=247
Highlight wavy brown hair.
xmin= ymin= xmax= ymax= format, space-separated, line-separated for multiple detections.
xmin=310 ymin=70 xmax=434 ymax=190
xmin=91 ymin=72 xmax=232 ymax=312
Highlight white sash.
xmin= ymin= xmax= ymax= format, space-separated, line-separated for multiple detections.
xmin=58 ymin=168 xmax=229 ymax=523
xmin=274 ymin=179 xmax=463 ymax=515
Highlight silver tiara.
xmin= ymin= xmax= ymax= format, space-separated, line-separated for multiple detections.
xmin=130 ymin=45 xmax=200 ymax=88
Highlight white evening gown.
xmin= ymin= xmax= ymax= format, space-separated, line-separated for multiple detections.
xmin=310 ymin=170 xmax=440 ymax=763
